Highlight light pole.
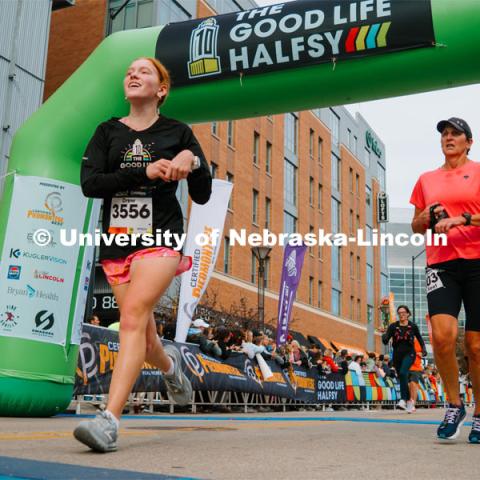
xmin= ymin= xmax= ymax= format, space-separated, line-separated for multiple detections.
xmin=411 ymin=249 xmax=425 ymax=323
xmin=252 ymin=246 xmax=272 ymax=332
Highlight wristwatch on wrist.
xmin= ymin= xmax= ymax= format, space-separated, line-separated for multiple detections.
xmin=191 ymin=155 xmax=201 ymax=171
xmin=462 ymin=212 xmax=472 ymax=226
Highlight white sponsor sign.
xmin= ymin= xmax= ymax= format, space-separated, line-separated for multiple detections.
xmin=0 ymin=175 xmax=88 ymax=345
xmin=175 ymin=180 xmax=232 ymax=342
xmin=71 ymin=199 xmax=101 ymax=345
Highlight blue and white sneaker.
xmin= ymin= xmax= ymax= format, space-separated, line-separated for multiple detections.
xmin=468 ymin=415 xmax=480 ymax=444
xmin=437 ymin=403 xmax=466 ymax=440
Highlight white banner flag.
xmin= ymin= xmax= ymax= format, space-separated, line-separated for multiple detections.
xmin=175 ymin=179 xmax=232 ymax=342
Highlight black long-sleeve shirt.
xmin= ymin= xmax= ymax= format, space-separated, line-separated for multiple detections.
xmin=80 ymin=116 xmax=212 ymax=260
xmin=382 ymin=320 xmax=426 ymax=355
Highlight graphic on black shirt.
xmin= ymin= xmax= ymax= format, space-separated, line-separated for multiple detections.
xmin=120 ymin=139 xmax=154 ymax=169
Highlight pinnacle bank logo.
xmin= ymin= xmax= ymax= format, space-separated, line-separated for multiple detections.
xmin=7 ymin=285 xmax=59 ymax=302
xmin=32 ymin=310 xmax=55 ymax=338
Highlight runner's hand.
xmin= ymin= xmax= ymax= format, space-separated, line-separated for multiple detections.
xmin=435 ymin=216 xmax=466 ymax=233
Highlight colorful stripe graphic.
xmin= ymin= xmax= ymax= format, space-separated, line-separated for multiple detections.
xmin=345 ymin=22 xmax=391 ymax=52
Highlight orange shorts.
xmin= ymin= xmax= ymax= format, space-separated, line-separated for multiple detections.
xmin=101 ymin=247 xmax=192 ymax=286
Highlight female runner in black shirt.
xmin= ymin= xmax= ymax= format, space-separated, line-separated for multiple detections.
xmin=381 ymin=305 xmax=427 ymax=410
xmin=74 ymin=57 xmax=212 ymax=452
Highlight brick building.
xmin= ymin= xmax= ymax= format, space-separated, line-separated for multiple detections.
xmin=45 ymin=0 xmax=388 ymax=353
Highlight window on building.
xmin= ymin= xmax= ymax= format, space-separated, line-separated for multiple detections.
xmin=347 ymin=128 xmax=352 ymax=150
xmin=226 ymin=172 xmax=234 ymax=210
xmin=364 ymin=147 xmax=370 ymax=168
xmin=331 ymin=152 xmax=341 ymax=191
xmin=356 ymin=214 xmax=360 ymax=231
xmin=318 ymin=281 xmax=322 ymax=307
xmin=309 ymin=225 xmax=314 ymax=256
xmin=367 ymin=305 xmax=374 ymax=325
xmin=331 ymin=197 xmax=341 ymax=234
xmin=355 ymin=173 xmax=360 ymax=195
xmin=284 ymin=159 xmax=297 ymax=207
xmin=309 ymin=177 xmax=314 ymax=206
xmin=332 ymin=288 xmax=341 ymax=316
xmin=284 ymin=113 xmax=298 ymax=155
xmin=350 ymin=252 xmax=354 ymax=278
xmin=309 ymin=129 xmax=314 ymax=157
xmin=266 ymin=141 xmax=272 ymax=174
xmin=366 ymin=184 xmax=372 ymax=206
xmin=357 ymin=299 xmax=361 ymax=321
xmin=265 ymin=197 xmax=271 ymax=229
xmin=381 ymin=273 xmax=389 ymax=297
xmin=318 ymin=137 xmax=323 ymax=164
xmin=210 ymin=162 xmax=218 ymax=179
xmin=350 ymin=295 xmax=355 ymax=319
xmin=332 ymin=245 xmax=341 ymax=282
xmin=251 ymin=252 xmax=257 ymax=284
xmin=284 ymin=211 xmax=297 ymax=235
xmin=349 ymin=209 xmax=354 ymax=234
xmin=253 ymin=131 xmax=260 ymax=165
xmin=252 ymin=189 xmax=258 ymax=224
xmin=264 ymin=256 xmax=270 ymax=289
xmin=349 ymin=167 xmax=354 ymax=192
xmin=227 ymin=120 xmax=234 ymax=147
xmin=353 ymin=135 xmax=358 ymax=155
xmin=367 ymin=264 xmax=373 ymax=285
xmin=109 ymin=0 xmax=159 ymax=33
xmin=357 ymin=255 xmax=361 ymax=280
xmin=223 ymin=237 xmax=231 ymax=274
xmin=377 ymin=162 xmax=386 ymax=190
xmin=157 ymin=0 xmax=190 ymax=24
xmin=211 ymin=121 xmax=218 ymax=136
xmin=309 ymin=276 xmax=314 ymax=304
xmin=318 ymin=184 xmax=323 ymax=210
xmin=330 ymin=109 xmax=340 ymax=146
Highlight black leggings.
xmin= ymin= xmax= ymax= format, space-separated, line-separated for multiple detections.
xmin=393 ymin=350 xmax=415 ymax=401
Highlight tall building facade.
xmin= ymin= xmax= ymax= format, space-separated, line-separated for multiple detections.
xmin=44 ymin=0 xmax=387 ymax=352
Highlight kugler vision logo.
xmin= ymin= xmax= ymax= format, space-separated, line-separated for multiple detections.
xmin=26 ymin=191 xmax=64 ymax=225
xmin=32 ymin=310 xmax=55 ymax=338
xmin=188 ymin=18 xmax=221 ymax=79
xmin=0 ymin=305 xmax=19 ymax=331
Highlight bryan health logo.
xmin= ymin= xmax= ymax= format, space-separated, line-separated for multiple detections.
xmin=0 ymin=305 xmax=19 ymax=331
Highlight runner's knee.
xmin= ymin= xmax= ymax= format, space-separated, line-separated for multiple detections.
xmin=465 ymin=338 xmax=480 ymax=362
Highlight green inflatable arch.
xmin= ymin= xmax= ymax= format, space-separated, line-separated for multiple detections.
xmin=0 ymin=0 xmax=479 ymax=416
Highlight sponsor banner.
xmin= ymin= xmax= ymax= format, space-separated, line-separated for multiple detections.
xmin=175 ymin=180 xmax=233 ymax=342
xmin=317 ymin=373 xmax=347 ymax=403
xmin=276 ymin=244 xmax=307 ymax=346
xmin=74 ymin=325 xmax=352 ymax=404
xmin=71 ymin=199 xmax=101 ymax=345
xmin=156 ymin=0 xmax=435 ymax=87
xmin=0 ymin=175 xmax=88 ymax=345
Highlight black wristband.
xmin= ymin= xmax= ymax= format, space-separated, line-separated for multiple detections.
xmin=462 ymin=212 xmax=472 ymax=226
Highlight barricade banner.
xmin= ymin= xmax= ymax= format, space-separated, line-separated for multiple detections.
xmin=75 ymin=325 xmax=440 ymax=405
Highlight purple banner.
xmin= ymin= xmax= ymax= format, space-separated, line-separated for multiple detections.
xmin=276 ymin=244 xmax=307 ymax=346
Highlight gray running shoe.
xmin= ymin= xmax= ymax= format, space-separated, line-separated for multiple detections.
xmin=163 ymin=344 xmax=193 ymax=406
xmin=73 ymin=410 xmax=118 ymax=452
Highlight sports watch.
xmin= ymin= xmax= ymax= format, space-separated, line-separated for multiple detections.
xmin=191 ymin=155 xmax=201 ymax=170
xmin=462 ymin=212 xmax=472 ymax=226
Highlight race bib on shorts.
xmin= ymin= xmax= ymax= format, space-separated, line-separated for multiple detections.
xmin=426 ymin=267 xmax=444 ymax=294
xmin=109 ymin=197 xmax=152 ymax=234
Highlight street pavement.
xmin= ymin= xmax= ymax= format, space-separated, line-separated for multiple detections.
xmin=1 ymin=407 xmax=479 ymax=479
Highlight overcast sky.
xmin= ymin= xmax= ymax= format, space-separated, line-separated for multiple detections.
xmin=255 ymin=0 xmax=480 ymax=208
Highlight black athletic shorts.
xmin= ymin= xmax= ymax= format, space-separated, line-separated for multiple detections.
xmin=408 ymin=371 xmax=423 ymax=384
xmin=426 ymin=258 xmax=480 ymax=332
